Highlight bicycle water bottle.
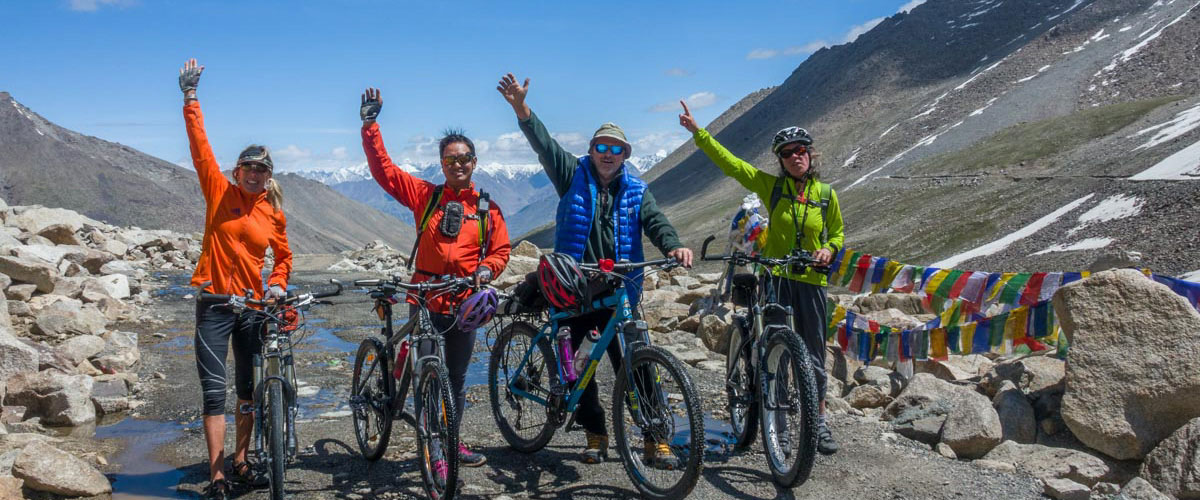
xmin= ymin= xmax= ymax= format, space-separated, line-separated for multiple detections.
xmin=573 ymin=328 xmax=600 ymax=376
xmin=557 ymin=327 xmax=578 ymax=382
xmin=393 ymin=339 xmax=410 ymax=380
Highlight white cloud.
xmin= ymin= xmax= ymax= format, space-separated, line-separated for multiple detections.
xmin=648 ymin=91 xmax=717 ymax=113
xmin=785 ymin=41 xmax=830 ymax=56
xmin=898 ymin=0 xmax=926 ymax=13
xmin=331 ymin=146 xmax=347 ymax=159
xmin=665 ymin=68 xmax=693 ymax=77
xmin=746 ymin=49 xmax=780 ymax=60
xmin=843 ymin=17 xmax=885 ymax=43
xmin=69 ymin=0 xmax=135 ymax=12
xmin=632 ymin=132 xmax=688 ymax=156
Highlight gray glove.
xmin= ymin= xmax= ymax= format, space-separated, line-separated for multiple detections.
xmin=360 ymin=91 xmax=382 ymax=122
xmin=179 ymin=65 xmax=202 ymax=93
xmin=266 ymin=284 xmax=286 ymax=300
xmin=474 ymin=266 xmax=493 ymax=283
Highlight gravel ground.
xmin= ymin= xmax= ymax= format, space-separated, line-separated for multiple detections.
xmin=107 ymin=268 xmax=1045 ymax=499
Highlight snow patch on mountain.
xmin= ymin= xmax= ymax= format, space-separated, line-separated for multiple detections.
xmin=1030 ymin=237 xmax=1114 ymax=256
xmin=1131 ymin=101 xmax=1200 ymax=151
xmin=931 ymin=194 xmax=1095 ymax=268
xmin=1130 ymin=138 xmax=1200 ymax=180
xmin=1068 ymin=193 xmax=1142 ymax=235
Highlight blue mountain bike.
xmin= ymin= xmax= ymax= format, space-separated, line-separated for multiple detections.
xmin=487 ymin=257 xmax=703 ymax=499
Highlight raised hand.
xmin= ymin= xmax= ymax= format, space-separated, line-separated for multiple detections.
xmin=678 ymin=100 xmax=699 ymax=133
xmin=496 ymin=73 xmax=531 ymax=120
xmin=361 ymin=88 xmax=382 ymax=123
xmin=179 ymin=58 xmax=204 ymax=95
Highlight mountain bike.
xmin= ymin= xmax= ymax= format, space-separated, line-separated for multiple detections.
xmin=348 ymin=275 xmax=474 ymax=500
xmin=700 ymin=235 xmax=821 ymax=487
xmin=198 ymin=280 xmax=343 ymax=500
xmin=488 ymin=257 xmax=704 ymax=499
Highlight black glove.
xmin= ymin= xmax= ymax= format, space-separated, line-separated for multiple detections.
xmin=474 ymin=266 xmax=493 ymax=283
xmin=179 ymin=66 xmax=202 ymax=94
xmin=361 ymin=93 xmax=382 ymax=122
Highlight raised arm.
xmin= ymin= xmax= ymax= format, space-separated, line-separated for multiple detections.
xmin=359 ymin=87 xmax=433 ymax=211
xmin=498 ymin=73 xmax=578 ymax=194
xmin=179 ymin=59 xmax=228 ymax=205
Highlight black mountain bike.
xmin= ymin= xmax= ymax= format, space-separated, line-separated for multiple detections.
xmin=700 ymin=235 xmax=821 ymax=487
xmin=198 ymin=280 xmax=343 ymax=500
xmin=348 ymin=275 xmax=474 ymax=500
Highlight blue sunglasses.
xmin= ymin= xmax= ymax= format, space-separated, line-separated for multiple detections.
xmin=594 ymin=143 xmax=624 ymax=155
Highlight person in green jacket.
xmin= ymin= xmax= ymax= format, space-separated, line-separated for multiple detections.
xmin=498 ymin=73 xmax=693 ymax=467
xmin=679 ymin=101 xmax=844 ymax=455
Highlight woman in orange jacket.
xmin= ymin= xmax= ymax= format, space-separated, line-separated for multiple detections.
xmin=359 ymin=87 xmax=511 ymax=470
xmin=180 ymin=59 xmax=293 ymax=499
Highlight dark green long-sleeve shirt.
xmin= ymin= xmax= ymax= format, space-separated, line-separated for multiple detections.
xmin=518 ymin=111 xmax=683 ymax=264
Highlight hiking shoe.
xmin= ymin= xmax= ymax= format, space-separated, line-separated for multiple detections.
xmin=817 ymin=422 xmax=839 ymax=455
xmin=203 ymin=479 xmax=230 ymax=500
xmin=458 ymin=442 xmax=487 ymax=467
xmin=229 ymin=460 xmax=268 ymax=488
xmin=643 ymin=441 xmax=680 ymax=470
xmin=581 ymin=432 xmax=608 ymax=464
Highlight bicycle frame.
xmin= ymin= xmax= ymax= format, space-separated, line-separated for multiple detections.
xmin=252 ymin=319 xmax=299 ymax=458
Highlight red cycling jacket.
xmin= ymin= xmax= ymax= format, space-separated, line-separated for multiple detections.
xmin=362 ymin=123 xmax=511 ymax=314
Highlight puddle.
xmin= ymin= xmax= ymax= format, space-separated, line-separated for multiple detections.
xmin=668 ymin=412 xmax=738 ymax=462
xmin=152 ymin=273 xmax=194 ymax=300
xmin=97 ymin=418 xmax=189 ymax=499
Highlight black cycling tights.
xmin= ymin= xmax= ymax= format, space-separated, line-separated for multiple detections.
xmin=194 ymin=303 xmax=263 ymax=416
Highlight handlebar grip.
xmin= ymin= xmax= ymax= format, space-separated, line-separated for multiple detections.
xmin=198 ymin=292 xmax=231 ymax=303
xmin=354 ymin=279 xmax=383 ymax=287
xmin=700 ymin=235 xmax=715 ymax=260
xmin=311 ymin=280 xmax=344 ymax=299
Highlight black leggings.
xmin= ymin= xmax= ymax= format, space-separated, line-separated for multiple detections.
xmin=194 ymin=303 xmax=263 ymax=416
xmin=765 ymin=276 xmax=829 ymax=404
xmin=411 ymin=307 xmax=477 ymax=430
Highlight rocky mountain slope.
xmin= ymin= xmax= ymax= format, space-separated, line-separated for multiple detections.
xmin=530 ymin=0 xmax=1200 ymax=278
xmin=0 ymin=93 xmax=414 ymax=254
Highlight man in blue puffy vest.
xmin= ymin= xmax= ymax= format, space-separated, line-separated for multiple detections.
xmin=499 ymin=73 xmax=693 ymax=466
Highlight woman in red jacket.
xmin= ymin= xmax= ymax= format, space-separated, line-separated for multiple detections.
xmin=180 ymin=59 xmax=293 ymax=500
xmin=359 ymin=88 xmax=511 ymax=471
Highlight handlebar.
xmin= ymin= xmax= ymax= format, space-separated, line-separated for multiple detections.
xmin=699 ymin=235 xmax=828 ymax=273
xmin=351 ymin=275 xmax=474 ymax=293
xmin=197 ymin=279 xmax=343 ymax=306
xmin=577 ymin=257 xmax=679 ymax=274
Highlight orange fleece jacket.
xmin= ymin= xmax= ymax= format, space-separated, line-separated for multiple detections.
xmin=362 ymin=122 xmax=511 ymax=313
xmin=185 ymin=101 xmax=292 ymax=298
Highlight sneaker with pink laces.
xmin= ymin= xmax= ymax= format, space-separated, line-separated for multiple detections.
xmin=458 ymin=443 xmax=487 ymax=467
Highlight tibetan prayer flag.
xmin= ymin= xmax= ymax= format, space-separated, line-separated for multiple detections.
xmin=987 ymin=273 xmax=1017 ymax=302
xmin=998 ymin=273 xmax=1032 ymax=305
xmin=933 ymin=270 xmax=965 ymax=299
xmin=924 ymin=269 xmax=951 ymax=296
xmin=849 ymin=254 xmax=874 ymax=292
xmin=947 ymin=271 xmax=973 ymax=300
xmin=891 ymin=265 xmax=916 ymax=292
xmin=1031 ymin=301 xmax=1052 ymax=339
xmin=914 ymin=329 xmax=930 ymax=361
xmin=959 ymin=271 xmax=990 ymax=305
xmin=870 ymin=257 xmax=889 ymax=289
xmin=990 ymin=312 xmax=1009 ymax=347
xmin=1039 ymin=272 xmax=1064 ymax=303
xmin=829 ymin=306 xmax=847 ymax=333
xmin=1061 ymin=271 xmax=1083 ymax=286
xmin=900 ymin=330 xmax=912 ymax=362
xmin=841 ymin=251 xmax=863 ymax=286
xmin=1007 ymin=306 xmax=1029 ymax=341
xmin=884 ymin=330 xmax=898 ymax=362
xmin=837 ymin=324 xmax=849 ymax=350
xmin=830 ymin=248 xmax=846 ymax=275
xmin=857 ymin=331 xmax=871 ymax=361
xmin=931 ymin=328 xmax=948 ymax=360
xmin=971 ymin=320 xmax=990 ymax=353
xmin=947 ymin=325 xmax=961 ymax=354
xmin=879 ymin=260 xmax=903 ymax=293
xmin=1019 ymin=273 xmax=1047 ymax=306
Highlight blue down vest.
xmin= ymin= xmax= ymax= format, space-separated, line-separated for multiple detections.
xmin=554 ymin=157 xmax=647 ymax=306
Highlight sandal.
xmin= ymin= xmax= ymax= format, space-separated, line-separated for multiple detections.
xmin=230 ymin=460 xmax=268 ymax=488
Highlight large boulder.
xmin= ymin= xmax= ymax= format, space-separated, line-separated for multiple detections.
xmin=5 ymin=370 xmax=96 ymax=426
xmin=90 ymin=376 xmax=131 ymax=415
xmin=697 ymin=315 xmax=731 ymax=354
xmin=493 ymin=255 xmax=538 ymax=289
xmin=12 ymin=441 xmax=111 ymax=496
xmin=54 ymin=335 xmax=107 ymax=365
xmin=9 ymin=207 xmax=92 ymax=235
xmin=981 ymin=355 xmax=1065 ymax=398
xmin=884 ymin=373 xmax=1002 ymax=458
xmin=30 ymin=300 xmax=108 ymax=338
xmin=1053 ymin=269 xmax=1200 ymax=460
xmin=0 ymin=255 xmax=59 ymax=293
xmin=993 ymin=381 xmax=1037 ymax=444
xmin=0 ymin=327 xmax=40 ymax=381
xmin=983 ymin=440 xmax=1122 ymax=487
xmin=1119 ymin=477 xmax=1173 ymax=500
xmin=35 ymin=224 xmax=82 ymax=246
xmin=95 ymin=330 xmax=140 ymax=371
xmin=1140 ymin=417 xmax=1200 ymax=499
xmin=509 ymin=240 xmax=540 ymax=259
xmin=94 ymin=273 xmax=131 ymax=299
xmin=846 ymin=385 xmax=892 ymax=409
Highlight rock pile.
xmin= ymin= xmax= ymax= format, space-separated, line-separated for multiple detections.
xmin=0 ymin=198 xmax=199 ymax=496
xmin=326 ymin=239 xmax=412 ymax=278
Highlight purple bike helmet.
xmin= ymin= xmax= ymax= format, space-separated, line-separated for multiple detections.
xmin=457 ymin=288 xmax=499 ymax=330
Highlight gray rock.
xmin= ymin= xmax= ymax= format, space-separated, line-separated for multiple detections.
xmin=7 ymin=300 xmax=30 ymax=318
xmin=9 ymin=207 xmax=92 ymax=234
xmin=974 ymin=459 xmax=1017 ymax=473
xmin=981 ymin=355 xmax=1065 ymax=398
xmin=825 ymin=395 xmax=852 ymax=415
xmin=1090 ymin=482 xmax=1119 ymax=496
xmin=697 ymin=315 xmax=731 ymax=354
xmin=0 ymin=255 xmax=59 ymax=293
xmin=936 ymin=442 xmax=957 ymax=459
xmin=1119 ymin=477 xmax=1172 ymax=500
xmin=670 ymin=275 xmax=702 ymax=290
xmin=95 ymin=273 xmax=130 ymax=299
xmin=0 ymin=476 xmax=21 ymax=499
xmin=51 ymin=276 xmax=86 ymax=298
xmin=1054 ymin=269 xmax=1200 ymax=460
xmin=894 ymin=416 xmax=945 ymax=445
xmin=847 ymin=385 xmax=892 ymax=409
xmin=31 ymin=300 xmax=108 ymax=338
xmin=0 ymin=273 xmax=10 ymax=290
xmin=983 ymin=440 xmax=1121 ymax=486
xmin=99 ymin=239 xmax=128 ymax=258
xmin=885 ymin=373 xmax=1001 ymax=458
xmin=0 ymin=327 xmax=40 ymax=381
xmin=661 ymin=344 xmax=709 ymax=367
xmin=1043 ymin=478 xmax=1090 ymax=500
xmin=90 ymin=377 xmax=130 ymax=415
xmin=95 ymin=330 xmax=139 ymax=371
xmin=36 ymin=224 xmax=82 ymax=246
xmin=993 ymin=382 xmax=1037 ymax=444
xmin=509 ymin=240 xmax=540 ymax=259
xmin=98 ymin=259 xmax=144 ymax=280
xmin=12 ymin=440 xmax=111 ymax=496
xmin=5 ymin=370 xmax=96 ymax=426
xmin=1140 ymin=416 xmax=1200 ymax=499
xmin=0 ymin=294 xmax=8 ymax=330
xmin=5 ymin=283 xmax=37 ymax=301
xmin=55 ymin=335 xmax=106 ymax=365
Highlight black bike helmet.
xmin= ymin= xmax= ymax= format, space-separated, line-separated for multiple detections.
xmin=537 ymin=253 xmax=589 ymax=310
xmin=771 ymin=127 xmax=814 ymax=154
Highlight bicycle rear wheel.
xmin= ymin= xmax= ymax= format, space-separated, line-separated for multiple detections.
xmin=350 ymin=339 xmax=392 ymax=461
xmin=264 ymin=379 xmax=287 ymax=500
xmin=725 ymin=318 xmax=758 ymax=449
xmin=759 ymin=327 xmax=819 ymax=487
xmin=612 ymin=345 xmax=704 ymax=500
xmin=488 ymin=321 xmax=556 ymax=453
xmin=415 ymin=362 xmax=459 ymax=500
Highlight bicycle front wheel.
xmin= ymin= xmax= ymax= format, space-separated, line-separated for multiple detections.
xmin=415 ymin=363 xmax=458 ymax=500
xmin=725 ymin=319 xmax=758 ymax=449
xmin=488 ymin=321 xmax=556 ymax=453
xmin=612 ymin=345 xmax=704 ymax=500
xmin=264 ymin=379 xmax=287 ymax=500
xmin=350 ymin=339 xmax=392 ymax=461
xmin=759 ymin=327 xmax=819 ymax=487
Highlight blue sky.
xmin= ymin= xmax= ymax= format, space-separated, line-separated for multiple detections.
xmin=2 ymin=0 xmax=924 ymax=172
